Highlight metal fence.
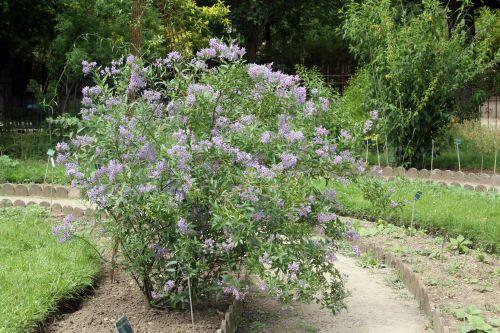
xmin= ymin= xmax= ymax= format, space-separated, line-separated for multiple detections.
xmin=480 ymin=96 xmax=499 ymax=131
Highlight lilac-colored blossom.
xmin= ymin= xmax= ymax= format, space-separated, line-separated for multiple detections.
xmin=259 ymin=252 xmax=271 ymax=265
xmin=294 ymin=86 xmax=307 ymax=104
xmin=317 ymin=213 xmax=337 ymax=223
xmin=163 ymin=280 xmax=175 ymax=292
xmin=363 ymin=120 xmax=373 ymax=133
xmin=82 ymin=60 xmax=96 ymax=75
xmin=177 ymin=218 xmax=189 ymax=235
xmin=260 ymin=131 xmax=272 ymax=144
xmin=279 ymin=153 xmax=297 ymax=169
xmin=345 ymin=230 xmax=360 ymax=241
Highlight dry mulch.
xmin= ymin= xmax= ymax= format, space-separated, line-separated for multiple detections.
xmin=356 ymin=219 xmax=499 ymax=332
xmin=43 ymin=269 xmax=227 ymax=333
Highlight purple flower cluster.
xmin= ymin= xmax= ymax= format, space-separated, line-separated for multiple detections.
xmin=197 ymin=38 xmax=246 ymax=61
xmin=344 ymin=230 xmax=360 ymax=241
xmin=259 ymin=251 xmax=271 ymax=265
xmin=363 ymin=120 xmax=373 ymax=133
xmin=248 ymin=64 xmax=299 ymax=89
xmin=278 ymin=153 xmax=298 ymax=170
xmin=51 ymin=214 xmax=75 ymax=243
xmin=177 ymin=218 xmax=189 ymax=235
xmin=71 ymin=135 xmax=93 ymax=149
xmin=221 ymin=238 xmax=235 ymax=252
xmin=107 ymin=160 xmax=124 ymax=182
xmin=137 ymin=143 xmax=157 ymax=162
xmin=55 ymin=142 xmax=70 ymax=164
xmin=203 ymin=238 xmax=215 ymax=252
xmin=325 ymin=251 xmax=337 ymax=263
xmin=223 ymin=285 xmax=248 ymax=301
xmin=127 ymin=65 xmax=146 ymax=93
xmin=294 ymin=86 xmax=307 ymax=105
xmin=389 ymin=200 xmax=399 ymax=208
xmin=149 ymin=243 xmax=169 ymax=259
xmin=340 ymin=129 xmax=352 ymax=142
xmin=317 ymin=213 xmax=337 ymax=223
xmin=164 ymin=280 xmax=175 ymax=292
xmin=167 ymin=145 xmax=191 ymax=171
xmin=260 ymin=131 xmax=272 ymax=144
xmin=82 ymin=60 xmax=97 ymax=75
xmin=87 ymin=185 xmax=107 ymax=207
xmin=288 ymin=261 xmax=300 ymax=275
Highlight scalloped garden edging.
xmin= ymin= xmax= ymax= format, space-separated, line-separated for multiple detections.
xmin=356 ymin=241 xmax=451 ymax=333
xmin=0 ymin=183 xmax=95 ymax=217
xmin=380 ymin=167 xmax=499 ymax=192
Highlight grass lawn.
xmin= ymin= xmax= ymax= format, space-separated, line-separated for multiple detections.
xmin=0 ymin=159 xmax=68 ymax=184
xmin=0 ymin=206 xmax=100 ymax=332
xmin=324 ymin=178 xmax=500 ymax=252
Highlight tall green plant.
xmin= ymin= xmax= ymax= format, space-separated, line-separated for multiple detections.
xmin=343 ymin=0 xmax=499 ymax=166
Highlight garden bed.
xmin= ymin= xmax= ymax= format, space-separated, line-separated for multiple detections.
xmin=354 ymin=219 xmax=499 ymax=332
xmin=46 ymin=269 xmax=228 ymax=333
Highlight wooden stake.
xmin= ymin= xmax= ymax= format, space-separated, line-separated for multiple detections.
xmin=385 ymin=135 xmax=389 ymax=166
xmin=376 ymin=135 xmax=381 ymax=167
xmin=110 ymin=239 xmax=119 ymax=283
xmin=365 ymin=140 xmax=369 ymax=163
xmin=494 ymin=141 xmax=497 ymax=176
xmin=456 ymin=143 xmax=461 ymax=172
xmin=430 ymin=139 xmax=434 ymax=174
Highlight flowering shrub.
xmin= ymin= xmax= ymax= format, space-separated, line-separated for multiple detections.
xmin=56 ymin=39 xmax=368 ymax=312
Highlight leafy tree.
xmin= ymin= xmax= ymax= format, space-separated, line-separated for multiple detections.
xmin=220 ymin=0 xmax=351 ymax=73
xmin=343 ymin=0 xmax=499 ymax=166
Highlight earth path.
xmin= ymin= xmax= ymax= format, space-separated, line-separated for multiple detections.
xmin=240 ymin=254 xmax=430 ymax=333
xmin=1 ymin=192 xmax=431 ymax=332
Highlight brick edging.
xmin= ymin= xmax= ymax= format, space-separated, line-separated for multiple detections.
xmin=357 ymin=241 xmax=451 ymax=333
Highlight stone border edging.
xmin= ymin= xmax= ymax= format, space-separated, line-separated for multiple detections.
xmin=0 ymin=197 xmax=100 ymax=219
xmin=0 ymin=183 xmax=80 ymax=199
xmin=356 ymin=241 xmax=451 ymax=333
xmin=379 ymin=167 xmax=499 ymax=192
xmin=217 ymin=299 xmax=241 ymax=333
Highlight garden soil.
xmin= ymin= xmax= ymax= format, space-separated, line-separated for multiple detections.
xmin=44 ymin=269 xmax=226 ymax=333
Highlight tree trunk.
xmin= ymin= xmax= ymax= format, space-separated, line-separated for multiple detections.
xmin=131 ymin=0 xmax=145 ymax=55
xmin=245 ymin=24 xmax=261 ymax=62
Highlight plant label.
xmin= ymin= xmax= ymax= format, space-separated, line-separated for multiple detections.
xmin=454 ymin=138 xmax=461 ymax=145
xmin=414 ymin=191 xmax=422 ymax=201
xmin=47 ymin=148 xmax=55 ymax=157
xmin=115 ymin=315 xmax=133 ymax=333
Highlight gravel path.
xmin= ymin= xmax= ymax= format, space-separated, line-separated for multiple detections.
xmin=240 ymin=254 xmax=431 ymax=333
